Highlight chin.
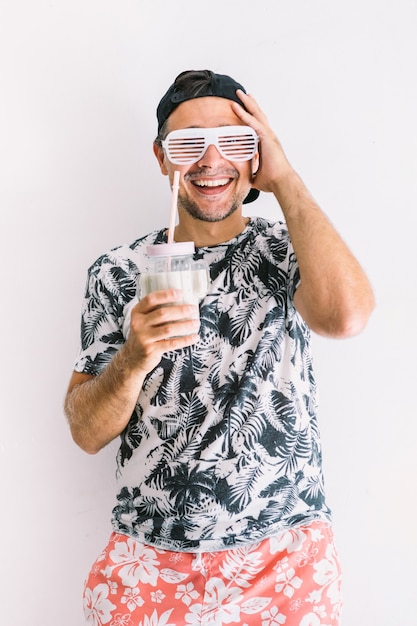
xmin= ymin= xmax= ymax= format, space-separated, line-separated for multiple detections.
xmin=180 ymin=196 xmax=243 ymax=223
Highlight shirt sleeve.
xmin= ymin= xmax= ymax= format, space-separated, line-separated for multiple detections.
xmin=270 ymin=220 xmax=301 ymax=302
xmin=73 ymin=254 xmax=133 ymax=375
xmin=287 ymin=245 xmax=301 ymax=301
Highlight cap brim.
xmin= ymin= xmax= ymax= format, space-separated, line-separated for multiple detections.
xmin=243 ymin=188 xmax=260 ymax=204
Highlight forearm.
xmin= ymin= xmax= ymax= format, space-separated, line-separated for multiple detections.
xmin=230 ymin=90 xmax=375 ymax=335
xmin=65 ymin=345 xmax=148 ymax=454
xmin=65 ymin=291 xmax=201 ymax=454
xmin=272 ymin=167 xmax=375 ymax=337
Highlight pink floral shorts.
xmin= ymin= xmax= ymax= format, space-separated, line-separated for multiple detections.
xmin=83 ymin=520 xmax=342 ymax=625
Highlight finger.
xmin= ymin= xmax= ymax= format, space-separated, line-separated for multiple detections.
xmin=150 ymin=303 xmax=200 ymax=326
xmin=131 ymin=306 xmax=200 ymax=343
xmin=234 ymin=90 xmax=270 ymax=126
xmin=129 ymin=326 xmax=200 ymax=373
xmin=137 ymin=289 xmax=188 ymax=312
xmin=159 ymin=330 xmax=201 ymax=352
xmin=129 ymin=314 xmax=200 ymax=361
xmin=150 ymin=316 xmax=201 ymax=341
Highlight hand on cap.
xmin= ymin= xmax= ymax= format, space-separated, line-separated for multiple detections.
xmin=232 ymin=90 xmax=294 ymax=194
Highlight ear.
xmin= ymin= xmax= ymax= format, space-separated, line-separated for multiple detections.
xmin=251 ymin=152 xmax=260 ymax=176
xmin=153 ymin=142 xmax=169 ymax=176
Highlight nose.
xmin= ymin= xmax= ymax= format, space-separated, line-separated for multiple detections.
xmin=197 ymin=143 xmax=226 ymax=166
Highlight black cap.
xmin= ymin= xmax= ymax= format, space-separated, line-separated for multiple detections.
xmin=156 ymin=70 xmax=260 ymax=204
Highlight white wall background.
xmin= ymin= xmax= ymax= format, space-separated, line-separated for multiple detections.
xmin=1 ymin=1 xmax=416 ymax=624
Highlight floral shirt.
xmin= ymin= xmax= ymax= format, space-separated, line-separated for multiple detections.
xmin=74 ymin=217 xmax=332 ymax=552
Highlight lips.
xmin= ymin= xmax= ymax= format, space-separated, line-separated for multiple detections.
xmin=188 ymin=175 xmax=235 ymax=196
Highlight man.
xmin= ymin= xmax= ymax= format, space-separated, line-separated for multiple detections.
xmin=65 ymin=70 xmax=374 ymax=625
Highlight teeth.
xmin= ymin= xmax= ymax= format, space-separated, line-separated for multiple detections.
xmin=193 ymin=178 xmax=230 ymax=188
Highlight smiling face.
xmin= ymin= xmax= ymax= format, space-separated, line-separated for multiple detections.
xmin=154 ymin=97 xmax=259 ymax=225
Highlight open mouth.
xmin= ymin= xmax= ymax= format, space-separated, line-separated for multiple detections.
xmin=191 ymin=177 xmax=233 ymax=195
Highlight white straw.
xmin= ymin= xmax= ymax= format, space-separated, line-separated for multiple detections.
xmin=168 ymin=170 xmax=180 ymax=244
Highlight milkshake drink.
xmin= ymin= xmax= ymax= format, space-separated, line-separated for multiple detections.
xmin=139 ymin=268 xmax=209 ymax=305
xmin=137 ymin=241 xmax=209 ymax=309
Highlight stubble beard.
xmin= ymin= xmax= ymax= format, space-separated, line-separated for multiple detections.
xmin=177 ymin=189 xmax=246 ymax=223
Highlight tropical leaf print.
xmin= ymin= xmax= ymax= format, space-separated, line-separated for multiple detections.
xmin=117 ymin=405 xmax=146 ymax=468
xmin=159 ymin=569 xmax=188 ymax=583
xmin=249 ymin=325 xmax=286 ymax=379
xmin=138 ymin=608 xmax=176 ymax=626
xmin=81 ymin=303 xmax=109 ymax=348
xmin=101 ymin=330 xmax=124 ymax=345
xmin=163 ymin=464 xmax=215 ymax=515
xmin=254 ymin=227 xmax=289 ymax=266
xmin=218 ymin=292 xmax=264 ymax=347
xmin=228 ymin=245 xmax=269 ymax=289
xmin=215 ymin=369 xmax=258 ymax=417
xmin=74 ymin=218 xmax=332 ymax=551
xmin=219 ymin=543 xmax=264 ymax=587
xmin=276 ymin=428 xmax=312 ymax=474
xmin=150 ymin=392 xmax=207 ymax=441
xmin=225 ymin=453 xmax=270 ymax=513
xmin=288 ymin=314 xmax=312 ymax=377
xmin=297 ymin=471 xmax=326 ymax=508
xmin=256 ymin=487 xmax=301 ymax=523
xmin=81 ymin=347 xmax=118 ymax=374
xmin=198 ymin=303 xmax=224 ymax=351
xmin=150 ymin=356 xmax=184 ymax=407
xmin=240 ymin=597 xmax=272 ymax=614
